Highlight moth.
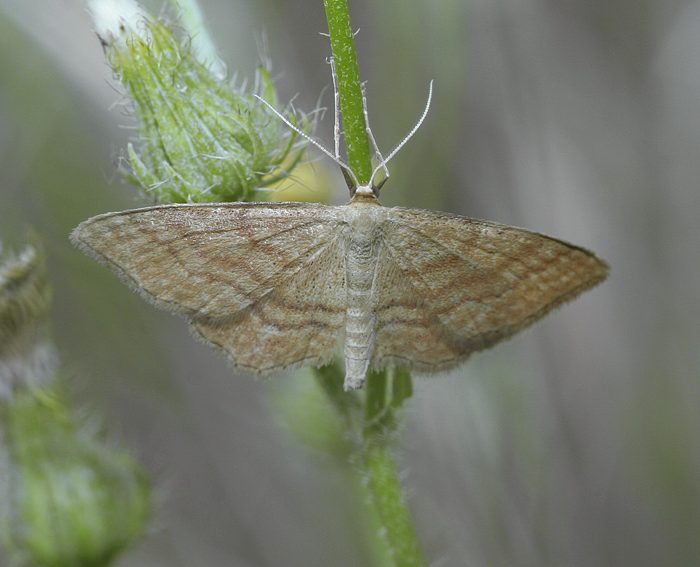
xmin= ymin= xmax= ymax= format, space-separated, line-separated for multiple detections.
xmin=71 ymin=83 xmax=608 ymax=390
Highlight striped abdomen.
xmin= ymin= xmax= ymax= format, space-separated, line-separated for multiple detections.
xmin=343 ymin=230 xmax=380 ymax=390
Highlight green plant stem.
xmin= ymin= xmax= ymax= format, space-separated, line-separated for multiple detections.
xmin=322 ymin=0 xmax=372 ymax=183
xmin=363 ymin=442 xmax=424 ymax=567
xmin=320 ymin=2 xmax=425 ymax=565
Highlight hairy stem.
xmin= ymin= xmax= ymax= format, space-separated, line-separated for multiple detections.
xmin=363 ymin=442 xmax=425 ymax=567
xmin=322 ymin=0 xmax=372 ymax=183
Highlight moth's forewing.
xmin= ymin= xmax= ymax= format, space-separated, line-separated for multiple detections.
xmin=372 ymin=207 xmax=608 ymax=370
xmin=71 ymin=202 xmax=347 ymax=373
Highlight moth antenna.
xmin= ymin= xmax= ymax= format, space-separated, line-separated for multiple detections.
xmin=361 ymin=82 xmax=389 ymax=185
xmin=254 ymin=94 xmax=360 ymax=187
xmin=369 ymin=80 xmax=433 ymax=187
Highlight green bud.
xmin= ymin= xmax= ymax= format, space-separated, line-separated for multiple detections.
xmin=0 ymin=242 xmax=55 ymax=398
xmin=0 ymin=238 xmax=150 ymax=565
xmin=0 ymin=385 xmax=150 ymax=567
xmin=95 ymin=5 xmax=307 ymax=203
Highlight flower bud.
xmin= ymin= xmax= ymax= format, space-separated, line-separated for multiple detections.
xmin=89 ymin=0 xmax=307 ymax=203
xmin=0 ymin=386 xmax=150 ymax=567
xmin=0 ymin=240 xmax=150 ymax=566
xmin=0 ymin=242 xmax=55 ymax=398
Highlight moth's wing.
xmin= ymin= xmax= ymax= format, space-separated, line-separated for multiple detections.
xmin=192 ymin=233 xmax=347 ymax=373
xmin=373 ymin=207 xmax=608 ymax=372
xmin=71 ymin=202 xmax=347 ymax=372
xmin=371 ymin=245 xmax=461 ymax=372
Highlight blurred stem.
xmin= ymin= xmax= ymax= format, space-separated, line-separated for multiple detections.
xmin=322 ymin=0 xmax=372 ymax=183
xmin=363 ymin=370 xmax=424 ymax=567
xmin=169 ymin=0 xmax=226 ymax=78
xmin=363 ymin=442 xmax=424 ymax=567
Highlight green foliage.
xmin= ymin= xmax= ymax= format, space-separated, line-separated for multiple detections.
xmin=105 ymin=17 xmax=307 ymax=203
xmin=0 ymin=241 xmax=151 ymax=567
xmin=0 ymin=241 xmax=51 ymax=354
xmin=364 ymin=368 xmax=413 ymax=437
xmin=0 ymin=241 xmax=55 ymax=399
xmin=0 ymin=385 xmax=150 ymax=567
xmin=272 ymin=365 xmax=357 ymax=459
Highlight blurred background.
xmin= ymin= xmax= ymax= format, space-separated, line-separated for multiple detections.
xmin=1 ymin=0 xmax=699 ymax=565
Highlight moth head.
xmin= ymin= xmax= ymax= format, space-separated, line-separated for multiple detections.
xmin=341 ymin=80 xmax=433 ymax=201
xmin=341 ymin=167 xmax=387 ymax=200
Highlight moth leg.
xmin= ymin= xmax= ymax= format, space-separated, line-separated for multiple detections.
xmin=329 ymin=56 xmax=342 ymax=161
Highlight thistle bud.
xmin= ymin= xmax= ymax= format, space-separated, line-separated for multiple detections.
xmin=0 ymin=242 xmax=55 ymax=398
xmin=0 ymin=386 xmax=150 ymax=567
xmin=88 ymin=0 xmax=307 ymax=203
xmin=0 ymin=241 xmax=150 ymax=566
